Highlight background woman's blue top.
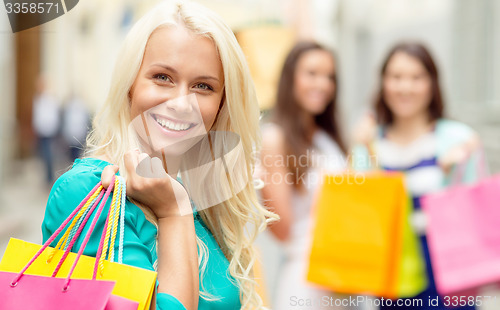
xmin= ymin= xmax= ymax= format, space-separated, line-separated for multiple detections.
xmin=41 ymin=158 xmax=241 ymax=310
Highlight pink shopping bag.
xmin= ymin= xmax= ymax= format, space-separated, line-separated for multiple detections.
xmin=106 ymin=295 xmax=140 ymax=310
xmin=0 ymin=271 xmax=115 ymax=310
xmin=421 ymin=174 xmax=500 ymax=296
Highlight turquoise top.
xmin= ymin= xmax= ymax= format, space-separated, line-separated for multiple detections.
xmin=41 ymin=158 xmax=241 ymax=310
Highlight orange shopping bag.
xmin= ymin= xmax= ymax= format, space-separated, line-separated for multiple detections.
xmin=307 ymin=171 xmax=409 ymax=298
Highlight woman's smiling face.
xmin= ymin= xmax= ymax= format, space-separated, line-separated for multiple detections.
xmin=129 ymin=25 xmax=224 ymax=155
xmin=293 ymin=49 xmax=336 ymax=115
xmin=382 ymin=51 xmax=432 ymax=121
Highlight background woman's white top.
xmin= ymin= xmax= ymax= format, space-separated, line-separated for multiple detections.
xmin=258 ymin=125 xmax=355 ymax=310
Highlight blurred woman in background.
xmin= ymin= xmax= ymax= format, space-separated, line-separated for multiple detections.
xmin=353 ymin=42 xmax=484 ymax=310
xmin=261 ymin=41 xmax=356 ymax=310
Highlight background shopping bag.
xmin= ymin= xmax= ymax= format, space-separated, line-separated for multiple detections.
xmin=398 ymin=196 xmax=428 ymax=298
xmin=421 ymin=174 xmax=500 ymax=296
xmin=307 ymin=171 xmax=426 ymax=298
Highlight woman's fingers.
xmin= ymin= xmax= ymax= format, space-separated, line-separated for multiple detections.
xmin=122 ymin=149 xmax=191 ymax=218
xmin=101 ymin=164 xmax=119 ymax=189
xmin=353 ymin=113 xmax=377 ymax=146
xmin=465 ymin=134 xmax=480 ymax=152
xmin=136 ymin=155 xmax=167 ymax=178
xmin=439 ymin=146 xmax=467 ymax=174
xmin=150 ymin=157 xmax=168 ymax=178
xmin=439 ymin=135 xmax=481 ymax=174
xmin=124 ymin=149 xmax=140 ymax=178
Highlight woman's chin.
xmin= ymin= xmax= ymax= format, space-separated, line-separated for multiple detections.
xmin=305 ymin=105 xmax=328 ymax=116
xmin=393 ymin=111 xmax=426 ymax=121
xmin=154 ymin=139 xmax=198 ymax=158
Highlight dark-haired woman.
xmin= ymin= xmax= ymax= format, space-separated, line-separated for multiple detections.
xmin=353 ymin=42 xmax=485 ymax=310
xmin=260 ymin=42 xmax=355 ymax=310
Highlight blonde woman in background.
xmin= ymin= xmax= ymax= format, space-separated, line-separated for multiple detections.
xmin=41 ymin=1 xmax=277 ymax=309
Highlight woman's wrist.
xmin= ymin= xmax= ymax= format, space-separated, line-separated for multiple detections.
xmin=158 ymin=214 xmax=194 ymax=225
xmin=155 ymin=200 xmax=193 ymax=219
xmin=156 ymin=207 xmax=198 ymax=310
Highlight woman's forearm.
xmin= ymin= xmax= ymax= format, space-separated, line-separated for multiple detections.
xmin=157 ymin=216 xmax=199 ymax=310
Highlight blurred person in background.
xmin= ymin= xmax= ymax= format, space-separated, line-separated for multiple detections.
xmin=32 ymin=75 xmax=61 ymax=185
xmin=352 ymin=42 xmax=485 ymax=310
xmin=62 ymin=93 xmax=90 ymax=162
xmin=261 ymin=41 xmax=357 ymax=310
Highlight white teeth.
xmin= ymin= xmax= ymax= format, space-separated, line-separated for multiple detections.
xmin=155 ymin=117 xmax=191 ymax=131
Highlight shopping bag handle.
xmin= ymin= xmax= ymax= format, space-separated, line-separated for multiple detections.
xmin=50 ymin=187 xmax=107 ymax=278
xmin=9 ymin=177 xmax=115 ymax=289
xmin=60 ymin=176 xmax=116 ymax=290
xmin=54 ymin=175 xmax=125 ymax=280
xmin=56 ymin=175 xmax=123 ymax=259
xmin=348 ymin=141 xmax=379 ymax=171
xmin=52 ymin=189 xmax=103 ymax=256
xmin=94 ymin=176 xmax=125 ymax=279
xmin=52 ymin=175 xmax=125 ymax=281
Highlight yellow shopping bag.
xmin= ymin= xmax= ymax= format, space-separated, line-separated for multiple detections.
xmin=307 ymin=171 xmax=412 ymax=298
xmin=397 ymin=196 xmax=427 ymax=298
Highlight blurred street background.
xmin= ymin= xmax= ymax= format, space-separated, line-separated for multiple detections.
xmin=0 ymin=0 xmax=499 ymax=309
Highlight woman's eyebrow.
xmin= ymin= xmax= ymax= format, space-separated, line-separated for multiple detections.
xmin=150 ymin=63 xmax=178 ymax=73
xmin=150 ymin=63 xmax=221 ymax=84
xmin=196 ymin=75 xmax=220 ymax=83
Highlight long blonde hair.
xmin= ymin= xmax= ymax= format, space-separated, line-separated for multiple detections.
xmin=85 ymin=0 xmax=277 ymax=308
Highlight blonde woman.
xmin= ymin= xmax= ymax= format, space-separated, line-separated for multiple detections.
xmin=41 ymin=1 xmax=277 ymax=309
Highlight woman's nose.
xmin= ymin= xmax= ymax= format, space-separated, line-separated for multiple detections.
xmin=166 ymin=88 xmax=194 ymax=114
xmin=398 ymin=77 xmax=414 ymax=93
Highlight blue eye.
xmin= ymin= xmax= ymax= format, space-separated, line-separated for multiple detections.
xmin=153 ymin=73 xmax=171 ymax=83
xmin=195 ymin=83 xmax=213 ymax=91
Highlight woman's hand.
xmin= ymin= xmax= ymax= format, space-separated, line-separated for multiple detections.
xmin=101 ymin=150 xmax=192 ymax=218
xmin=352 ymin=113 xmax=377 ymax=147
xmin=438 ymin=134 xmax=480 ymax=174
xmin=101 ymin=151 xmax=199 ymax=309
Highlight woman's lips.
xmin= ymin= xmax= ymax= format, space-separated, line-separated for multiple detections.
xmin=151 ymin=113 xmax=198 ymax=138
